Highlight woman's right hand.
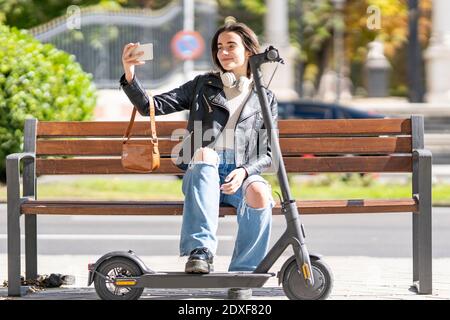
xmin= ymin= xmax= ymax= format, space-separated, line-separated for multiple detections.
xmin=122 ymin=43 xmax=145 ymax=83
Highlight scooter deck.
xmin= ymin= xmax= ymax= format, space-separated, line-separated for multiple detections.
xmin=115 ymin=272 xmax=276 ymax=289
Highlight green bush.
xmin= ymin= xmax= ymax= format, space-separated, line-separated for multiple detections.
xmin=0 ymin=24 xmax=96 ymax=182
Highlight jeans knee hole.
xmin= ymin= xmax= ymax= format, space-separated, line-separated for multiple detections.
xmin=244 ymin=182 xmax=271 ymax=210
xmin=192 ymin=147 xmax=219 ymax=166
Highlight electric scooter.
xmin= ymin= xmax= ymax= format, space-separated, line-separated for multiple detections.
xmin=88 ymin=46 xmax=333 ymax=300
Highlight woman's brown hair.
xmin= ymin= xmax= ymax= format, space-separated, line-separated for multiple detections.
xmin=211 ymin=22 xmax=260 ymax=77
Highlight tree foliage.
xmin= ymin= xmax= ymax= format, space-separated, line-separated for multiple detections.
xmin=217 ymin=0 xmax=432 ymax=96
xmin=0 ymin=0 xmax=433 ymax=97
xmin=0 ymin=25 xmax=96 ymax=182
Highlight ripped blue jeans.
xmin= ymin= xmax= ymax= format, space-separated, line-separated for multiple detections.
xmin=180 ymin=148 xmax=275 ymax=271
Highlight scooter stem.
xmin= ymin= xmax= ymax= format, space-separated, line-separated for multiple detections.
xmin=249 ymin=47 xmax=314 ymax=287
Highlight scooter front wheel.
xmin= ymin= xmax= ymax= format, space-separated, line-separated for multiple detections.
xmin=282 ymin=257 xmax=333 ymax=300
xmin=94 ymin=257 xmax=144 ymax=300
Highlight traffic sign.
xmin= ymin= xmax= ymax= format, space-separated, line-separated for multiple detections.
xmin=171 ymin=30 xmax=205 ymax=61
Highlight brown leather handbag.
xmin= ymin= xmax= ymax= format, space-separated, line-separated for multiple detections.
xmin=121 ymin=96 xmax=160 ymax=172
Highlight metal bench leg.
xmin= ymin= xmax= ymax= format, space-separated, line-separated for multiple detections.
xmin=412 ymin=149 xmax=432 ymax=294
xmin=412 ymin=212 xmax=419 ymax=282
xmin=25 ymin=215 xmax=38 ymax=281
xmin=23 ymin=119 xmax=38 ymax=282
xmin=7 ymin=159 xmax=22 ymax=297
xmin=7 ymin=204 xmax=21 ymax=296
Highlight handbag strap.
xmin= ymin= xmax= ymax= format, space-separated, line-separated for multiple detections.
xmin=123 ymin=96 xmax=158 ymax=144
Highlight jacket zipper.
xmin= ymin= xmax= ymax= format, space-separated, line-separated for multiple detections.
xmin=203 ymin=93 xmax=230 ymax=113
xmin=202 ymin=93 xmax=230 ymax=131
xmin=236 ymin=88 xmax=258 ymax=123
xmin=203 ymin=95 xmax=213 ymax=113
xmin=243 ymin=113 xmax=259 ymax=164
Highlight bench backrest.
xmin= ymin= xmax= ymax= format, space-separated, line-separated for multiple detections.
xmin=25 ymin=116 xmax=424 ymax=176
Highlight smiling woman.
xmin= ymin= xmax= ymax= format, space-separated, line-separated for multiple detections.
xmin=211 ymin=23 xmax=260 ymax=78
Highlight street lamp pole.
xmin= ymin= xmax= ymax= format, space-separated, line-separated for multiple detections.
xmin=296 ymin=0 xmax=304 ymax=98
xmin=408 ymin=0 xmax=424 ymax=102
xmin=183 ymin=0 xmax=194 ymax=81
xmin=332 ymin=0 xmax=346 ymax=104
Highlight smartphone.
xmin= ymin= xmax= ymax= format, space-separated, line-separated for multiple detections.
xmin=131 ymin=43 xmax=153 ymax=61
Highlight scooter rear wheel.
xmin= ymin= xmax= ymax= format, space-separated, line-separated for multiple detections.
xmin=94 ymin=257 xmax=144 ymax=300
xmin=282 ymin=257 xmax=333 ymax=300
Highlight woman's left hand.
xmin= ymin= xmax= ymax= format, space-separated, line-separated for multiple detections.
xmin=220 ymin=168 xmax=247 ymax=195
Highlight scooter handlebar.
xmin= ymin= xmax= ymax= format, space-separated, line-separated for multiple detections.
xmin=267 ymin=48 xmax=278 ymax=61
xmin=249 ymin=46 xmax=284 ymax=67
xmin=266 ymin=46 xmax=284 ymax=64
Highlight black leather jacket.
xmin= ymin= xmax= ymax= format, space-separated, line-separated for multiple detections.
xmin=119 ymin=72 xmax=278 ymax=176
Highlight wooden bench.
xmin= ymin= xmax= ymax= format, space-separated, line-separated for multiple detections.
xmin=6 ymin=115 xmax=432 ymax=296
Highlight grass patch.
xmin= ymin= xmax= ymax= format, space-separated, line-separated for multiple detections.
xmin=0 ymin=178 xmax=184 ymax=201
xmin=1 ymin=174 xmax=449 ymax=205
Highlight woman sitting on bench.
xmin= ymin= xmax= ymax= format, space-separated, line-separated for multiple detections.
xmin=120 ymin=22 xmax=278 ymax=275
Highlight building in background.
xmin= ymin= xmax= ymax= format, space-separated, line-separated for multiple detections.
xmin=425 ymin=0 xmax=450 ymax=103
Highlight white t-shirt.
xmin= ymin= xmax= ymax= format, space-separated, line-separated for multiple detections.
xmin=213 ymin=81 xmax=252 ymax=151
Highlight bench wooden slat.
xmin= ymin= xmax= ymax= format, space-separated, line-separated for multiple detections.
xmin=36 ymin=139 xmax=180 ymax=156
xmin=20 ymin=199 xmax=418 ymax=215
xmin=37 ymin=121 xmax=186 ymax=137
xmin=36 ymin=137 xmax=412 ymax=156
xmin=283 ymin=155 xmax=412 ymax=173
xmin=36 ymin=119 xmax=411 ymax=137
xmin=36 ymin=156 xmax=412 ymax=174
xmin=279 ymin=119 xmax=411 ymax=135
xmin=281 ymin=137 xmax=412 ymax=155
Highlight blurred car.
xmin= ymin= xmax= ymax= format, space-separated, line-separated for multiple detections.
xmin=277 ymin=100 xmax=384 ymax=120
xmin=276 ymin=100 xmax=385 ymax=179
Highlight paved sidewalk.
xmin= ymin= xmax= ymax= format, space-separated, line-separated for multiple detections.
xmin=1 ymin=254 xmax=449 ymax=300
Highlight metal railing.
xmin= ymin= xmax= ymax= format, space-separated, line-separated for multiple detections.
xmin=29 ymin=0 xmax=217 ymax=89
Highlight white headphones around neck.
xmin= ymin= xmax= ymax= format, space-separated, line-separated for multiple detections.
xmin=220 ymin=71 xmax=252 ymax=92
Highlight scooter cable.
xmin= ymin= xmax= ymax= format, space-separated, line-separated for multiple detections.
xmin=264 ymin=61 xmax=281 ymax=90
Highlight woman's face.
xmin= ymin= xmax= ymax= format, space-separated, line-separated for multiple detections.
xmin=217 ymin=31 xmax=250 ymax=74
